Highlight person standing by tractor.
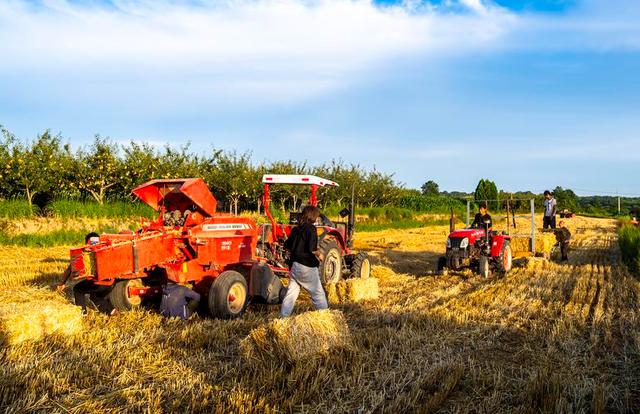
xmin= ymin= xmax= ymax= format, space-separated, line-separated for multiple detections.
xmin=554 ymin=220 xmax=572 ymax=261
xmin=280 ymin=205 xmax=329 ymax=317
xmin=58 ymin=232 xmax=117 ymax=316
xmin=472 ymin=201 xmax=492 ymax=229
xmin=543 ymin=190 xmax=557 ymax=229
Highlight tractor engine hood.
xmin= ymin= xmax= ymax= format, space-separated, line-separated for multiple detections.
xmin=132 ymin=178 xmax=217 ymax=217
xmin=448 ymin=228 xmax=485 ymax=241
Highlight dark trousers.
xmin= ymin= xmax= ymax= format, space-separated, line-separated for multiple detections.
xmin=543 ymin=215 xmax=556 ymax=229
xmin=560 ymin=241 xmax=569 ymax=260
xmin=73 ymin=280 xmax=113 ymax=314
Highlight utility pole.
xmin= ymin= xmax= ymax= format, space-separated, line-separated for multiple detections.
xmin=618 ymin=195 xmax=621 ymax=215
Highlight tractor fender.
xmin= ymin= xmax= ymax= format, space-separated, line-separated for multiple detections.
xmin=318 ymin=229 xmax=347 ymax=253
xmin=490 ymin=235 xmax=510 ymax=257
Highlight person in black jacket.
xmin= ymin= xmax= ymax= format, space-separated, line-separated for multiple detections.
xmin=160 ymin=281 xmax=201 ymax=320
xmin=471 ymin=201 xmax=492 ymax=230
xmin=280 ymin=205 xmax=329 ymax=317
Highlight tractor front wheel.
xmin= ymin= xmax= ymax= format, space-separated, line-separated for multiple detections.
xmin=319 ymin=239 xmax=343 ymax=284
xmin=349 ymin=252 xmax=371 ymax=279
xmin=109 ymin=278 xmax=143 ymax=311
xmin=209 ymin=271 xmax=248 ymax=319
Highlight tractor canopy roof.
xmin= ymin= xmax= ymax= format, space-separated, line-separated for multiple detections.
xmin=262 ymin=174 xmax=339 ymax=187
xmin=132 ymin=178 xmax=217 ymax=217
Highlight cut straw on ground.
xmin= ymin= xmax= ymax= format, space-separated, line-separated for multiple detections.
xmin=240 ymin=309 xmax=352 ymax=363
xmin=0 ymin=287 xmax=83 ymax=346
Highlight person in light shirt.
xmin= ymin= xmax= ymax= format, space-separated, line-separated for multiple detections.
xmin=543 ymin=190 xmax=557 ymax=229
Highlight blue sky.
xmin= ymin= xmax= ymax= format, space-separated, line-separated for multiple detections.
xmin=0 ymin=0 xmax=638 ymax=195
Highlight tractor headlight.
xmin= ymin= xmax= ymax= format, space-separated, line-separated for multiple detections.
xmin=446 ymin=237 xmax=451 ymax=248
xmin=460 ymin=238 xmax=469 ymax=249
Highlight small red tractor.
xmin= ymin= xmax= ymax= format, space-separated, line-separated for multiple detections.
xmin=65 ymin=175 xmax=370 ymax=318
xmin=438 ymin=222 xmax=513 ymax=278
xmin=257 ymin=174 xmax=370 ymax=284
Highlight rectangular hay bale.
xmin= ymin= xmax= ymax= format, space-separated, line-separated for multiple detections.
xmin=511 ymin=233 xmax=556 ymax=255
xmin=240 ymin=309 xmax=352 ymax=363
xmin=0 ymin=287 xmax=83 ymax=346
xmin=325 ymin=277 xmax=379 ymax=305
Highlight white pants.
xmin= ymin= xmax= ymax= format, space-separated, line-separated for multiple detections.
xmin=280 ymin=262 xmax=328 ymax=317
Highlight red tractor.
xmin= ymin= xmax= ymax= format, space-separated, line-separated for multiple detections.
xmin=438 ymin=221 xmax=513 ymax=278
xmin=257 ymin=174 xmax=371 ymax=283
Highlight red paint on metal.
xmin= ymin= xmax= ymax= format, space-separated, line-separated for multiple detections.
xmin=132 ymin=178 xmax=217 ymax=217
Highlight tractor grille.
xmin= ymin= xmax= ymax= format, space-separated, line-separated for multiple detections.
xmin=449 ymin=238 xmax=464 ymax=249
xmin=82 ymin=251 xmax=97 ymax=277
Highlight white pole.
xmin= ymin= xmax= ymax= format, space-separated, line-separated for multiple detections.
xmin=530 ymin=198 xmax=536 ymax=255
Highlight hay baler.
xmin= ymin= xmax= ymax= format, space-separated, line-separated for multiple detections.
xmin=68 ymin=178 xmax=258 ymax=318
xmin=257 ymin=174 xmax=371 ymax=284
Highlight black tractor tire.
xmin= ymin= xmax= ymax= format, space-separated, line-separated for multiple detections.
xmin=209 ymin=270 xmax=248 ymax=319
xmin=497 ymin=241 xmax=513 ymax=273
xmin=349 ymin=252 xmax=371 ymax=279
xmin=109 ymin=278 xmax=144 ymax=311
xmin=478 ymin=256 xmax=490 ymax=278
xmin=447 ymin=255 xmax=461 ymax=271
xmin=319 ymin=238 xmax=343 ymax=284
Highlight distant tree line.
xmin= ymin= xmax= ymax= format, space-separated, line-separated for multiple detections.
xmin=0 ymin=128 xmax=405 ymax=213
xmin=2 ymin=127 xmax=635 ymax=217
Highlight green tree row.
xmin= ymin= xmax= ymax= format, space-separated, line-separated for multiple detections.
xmin=0 ymin=128 xmax=403 ymax=213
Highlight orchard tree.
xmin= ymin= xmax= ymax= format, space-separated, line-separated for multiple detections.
xmin=421 ymin=180 xmax=439 ymax=196
xmin=552 ymin=186 xmax=579 ymax=213
xmin=121 ymin=142 xmax=163 ymax=194
xmin=210 ymin=151 xmax=254 ymax=215
xmin=6 ymin=131 xmax=65 ymax=205
xmin=74 ymin=136 xmax=123 ymax=204
xmin=474 ymin=179 xmax=499 ymax=210
xmin=0 ymin=126 xmax=16 ymax=198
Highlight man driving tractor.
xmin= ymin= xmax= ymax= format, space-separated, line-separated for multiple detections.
xmin=472 ymin=201 xmax=492 ymax=229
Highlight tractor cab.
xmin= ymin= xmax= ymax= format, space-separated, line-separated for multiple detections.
xmin=258 ymin=174 xmax=369 ymax=284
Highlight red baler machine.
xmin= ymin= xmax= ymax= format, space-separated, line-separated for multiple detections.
xmin=69 ymin=178 xmax=259 ymax=318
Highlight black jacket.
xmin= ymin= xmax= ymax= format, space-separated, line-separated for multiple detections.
xmin=472 ymin=213 xmax=492 ymax=229
xmin=160 ymin=284 xmax=201 ymax=320
xmin=284 ymin=223 xmax=320 ymax=268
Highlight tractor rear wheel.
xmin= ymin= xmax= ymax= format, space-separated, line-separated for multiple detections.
xmin=319 ymin=238 xmax=343 ymax=284
xmin=349 ymin=252 xmax=371 ymax=279
xmin=497 ymin=241 xmax=513 ymax=273
xmin=478 ymin=256 xmax=490 ymax=278
xmin=209 ymin=271 xmax=248 ymax=319
xmin=109 ymin=278 xmax=143 ymax=311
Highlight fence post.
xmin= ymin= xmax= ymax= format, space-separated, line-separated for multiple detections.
xmin=530 ymin=198 xmax=536 ymax=255
xmin=466 ymin=200 xmax=470 ymax=228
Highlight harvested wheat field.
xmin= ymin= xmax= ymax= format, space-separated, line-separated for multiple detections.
xmin=1 ymin=215 xmax=639 ymax=413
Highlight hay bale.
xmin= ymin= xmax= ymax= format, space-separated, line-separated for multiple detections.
xmin=325 ymin=278 xmax=379 ymax=304
xmin=535 ymin=233 xmax=556 ymax=255
xmin=240 ymin=309 xmax=352 ymax=363
xmin=511 ymin=234 xmax=556 ymax=255
xmin=0 ymin=287 xmax=83 ymax=346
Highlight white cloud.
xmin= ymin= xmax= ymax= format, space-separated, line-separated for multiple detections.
xmin=0 ymin=0 xmax=515 ymax=102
